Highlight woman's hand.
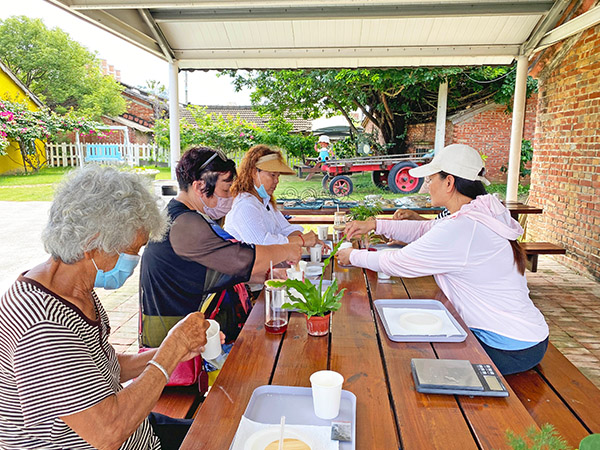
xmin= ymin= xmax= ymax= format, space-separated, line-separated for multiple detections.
xmin=164 ymin=312 xmax=210 ymax=362
xmin=337 ymin=247 xmax=353 ymax=266
xmin=393 ymin=209 xmax=424 ymax=221
xmin=344 ymin=218 xmax=376 ymax=240
xmin=271 ymin=267 xmax=289 ymax=280
xmin=302 ymin=231 xmax=319 ymax=248
xmin=285 ymin=243 xmax=302 ymax=266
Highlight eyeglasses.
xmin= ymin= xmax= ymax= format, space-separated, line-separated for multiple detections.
xmin=199 ymin=149 xmax=227 ymax=171
xmin=424 ymin=174 xmax=438 ymax=185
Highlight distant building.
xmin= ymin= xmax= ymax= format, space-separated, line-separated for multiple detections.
xmin=0 ymin=61 xmax=46 ymax=175
xmin=180 ymin=105 xmax=312 ymax=134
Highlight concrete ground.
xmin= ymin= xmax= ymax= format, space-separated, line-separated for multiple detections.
xmin=1 ymin=200 xmax=599 ymax=388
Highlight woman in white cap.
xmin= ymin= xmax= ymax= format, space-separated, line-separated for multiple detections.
xmin=225 ymin=145 xmax=321 ymax=249
xmin=338 ymin=144 xmax=549 ymax=375
xmin=315 ymin=135 xmax=332 ymax=162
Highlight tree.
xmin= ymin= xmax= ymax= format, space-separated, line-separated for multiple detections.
xmin=0 ymin=100 xmax=108 ymax=173
xmin=0 ymin=16 xmax=126 ymax=119
xmin=154 ymin=105 xmax=315 ymax=157
xmin=224 ymin=66 xmax=537 ymax=153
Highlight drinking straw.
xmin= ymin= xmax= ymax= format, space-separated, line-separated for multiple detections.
xmin=270 ymin=261 xmax=273 ymax=280
xmin=278 ymin=415 xmax=286 ymax=450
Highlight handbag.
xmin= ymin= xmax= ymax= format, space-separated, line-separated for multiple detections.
xmin=138 ymin=347 xmax=207 ymax=391
xmin=137 ymin=293 xmax=223 ymax=392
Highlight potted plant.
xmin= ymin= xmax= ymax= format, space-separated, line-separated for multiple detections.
xmin=130 ymin=167 xmax=160 ymax=181
xmin=347 ymin=203 xmax=382 ymax=249
xmin=268 ymin=240 xmax=346 ymax=336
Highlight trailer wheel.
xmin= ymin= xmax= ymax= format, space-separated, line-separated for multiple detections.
xmin=371 ymin=170 xmax=390 ymax=190
xmin=329 ymin=175 xmax=353 ymax=197
xmin=388 ymin=162 xmax=423 ymax=194
xmin=321 ymin=174 xmax=330 ymax=191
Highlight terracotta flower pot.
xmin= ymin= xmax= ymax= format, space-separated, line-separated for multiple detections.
xmin=306 ymin=313 xmax=331 ymax=336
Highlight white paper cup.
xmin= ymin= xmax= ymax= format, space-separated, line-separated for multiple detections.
xmin=201 ymin=319 xmax=221 ymax=360
xmin=317 ymin=225 xmax=329 ymax=240
xmin=310 ymin=370 xmax=344 ymax=419
xmin=310 ymin=244 xmax=323 ymax=263
xmin=339 ymin=242 xmax=353 ymax=250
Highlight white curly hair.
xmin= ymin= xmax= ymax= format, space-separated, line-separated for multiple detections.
xmin=42 ymin=165 xmax=168 ymax=264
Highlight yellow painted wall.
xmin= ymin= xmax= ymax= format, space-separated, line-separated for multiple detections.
xmin=0 ymin=70 xmax=47 ymax=175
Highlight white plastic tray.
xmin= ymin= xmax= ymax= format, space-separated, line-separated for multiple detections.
xmin=374 ymin=299 xmax=467 ymax=342
xmin=230 ymin=385 xmax=356 ymax=449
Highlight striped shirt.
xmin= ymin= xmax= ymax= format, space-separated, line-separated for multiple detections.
xmin=0 ymin=275 xmax=160 ymax=450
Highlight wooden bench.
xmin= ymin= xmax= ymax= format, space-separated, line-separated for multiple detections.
xmin=519 ymin=242 xmax=566 ymax=272
xmin=85 ymin=144 xmax=123 ymax=163
xmin=152 ymin=385 xmax=202 ymax=419
xmin=505 ymin=343 xmax=600 ymax=448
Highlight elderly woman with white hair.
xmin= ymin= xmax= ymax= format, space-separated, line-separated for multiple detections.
xmin=339 ymin=144 xmax=549 ymax=375
xmin=0 ymin=166 xmax=210 ymax=450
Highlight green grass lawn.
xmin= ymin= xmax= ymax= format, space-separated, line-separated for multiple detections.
xmin=0 ymin=165 xmax=527 ymax=202
xmin=0 ymin=166 xmax=172 ymax=201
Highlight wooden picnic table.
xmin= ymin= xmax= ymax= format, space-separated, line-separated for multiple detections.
xmin=180 ymin=262 xmax=541 ymax=450
xmin=504 ymin=201 xmax=543 ymax=221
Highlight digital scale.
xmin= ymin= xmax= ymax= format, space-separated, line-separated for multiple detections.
xmin=411 ymin=358 xmax=509 ymax=397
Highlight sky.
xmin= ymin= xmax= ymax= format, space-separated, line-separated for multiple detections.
xmin=0 ymin=1 xmax=253 ymax=105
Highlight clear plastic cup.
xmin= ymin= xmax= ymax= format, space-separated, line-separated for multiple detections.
xmin=264 ymin=281 xmax=288 ymax=334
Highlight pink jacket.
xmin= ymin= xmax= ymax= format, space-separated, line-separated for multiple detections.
xmin=350 ymin=195 xmax=548 ymax=343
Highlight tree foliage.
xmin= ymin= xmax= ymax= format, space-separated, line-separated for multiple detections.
xmin=0 ymin=100 xmax=109 ymax=172
xmin=154 ymin=105 xmax=316 ymax=157
xmin=0 ymin=16 xmax=126 ymax=119
xmin=223 ymin=66 xmax=537 ymax=154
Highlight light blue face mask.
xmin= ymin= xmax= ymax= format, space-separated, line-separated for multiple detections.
xmin=254 ymin=184 xmax=270 ymax=200
xmin=93 ymin=252 xmax=140 ymax=290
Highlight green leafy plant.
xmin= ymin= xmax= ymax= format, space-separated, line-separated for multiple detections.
xmin=348 ymin=204 xmax=382 ymax=221
xmin=501 ymin=424 xmax=572 ymax=450
xmin=500 ymin=139 xmax=533 ymax=178
xmin=268 ymin=240 xmax=347 ymax=317
xmin=0 ymin=100 xmax=108 ymax=173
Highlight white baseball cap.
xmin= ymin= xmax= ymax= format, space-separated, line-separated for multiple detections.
xmin=409 ymin=144 xmax=490 ymax=185
xmin=318 ymin=135 xmax=330 ymax=144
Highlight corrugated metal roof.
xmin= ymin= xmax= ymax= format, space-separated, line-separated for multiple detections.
xmin=180 ymin=105 xmax=312 ymax=133
xmin=45 ymin=1 xmax=570 ymax=70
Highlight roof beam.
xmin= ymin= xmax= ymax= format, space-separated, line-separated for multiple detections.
xmin=521 ymin=0 xmax=571 ymax=56
xmin=152 ymin=3 xmax=554 ymax=22
xmin=534 ymin=5 xmax=600 ymax=52
xmin=138 ymin=8 xmax=175 ymax=62
xmin=174 ymin=44 xmax=520 ymax=59
xmin=45 ymin=1 xmax=165 ymax=58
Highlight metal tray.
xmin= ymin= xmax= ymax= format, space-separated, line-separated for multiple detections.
xmin=284 ymin=201 xmax=324 ymax=210
xmin=374 ymin=299 xmax=467 ymax=342
xmin=232 ymin=385 xmax=356 ymax=449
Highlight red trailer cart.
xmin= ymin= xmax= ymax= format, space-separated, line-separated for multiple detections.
xmin=320 ymin=150 xmax=433 ymax=196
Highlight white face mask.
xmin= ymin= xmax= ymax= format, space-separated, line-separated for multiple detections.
xmin=200 ymin=194 xmax=233 ymax=219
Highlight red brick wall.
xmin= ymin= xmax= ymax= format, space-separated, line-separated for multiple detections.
xmin=404 ymin=96 xmax=537 ymax=182
xmin=123 ymin=92 xmax=155 ymax=123
xmin=451 ymin=99 xmax=537 ymax=182
xmin=527 ymin=24 xmax=600 ymax=281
